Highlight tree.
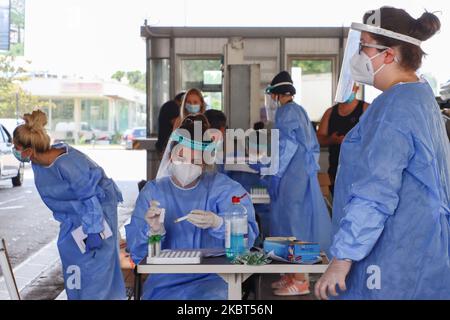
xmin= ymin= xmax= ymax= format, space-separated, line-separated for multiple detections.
xmin=111 ymin=70 xmax=146 ymax=92
xmin=111 ymin=70 xmax=125 ymax=82
xmin=292 ymin=60 xmax=332 ymax=75
xmin=7 ymin=0 xmax=26 ymax=56
xmin=0 ymin=55 xmax=48 ymax=118
xmin=126 ymin=71 xmax=143 ymax=85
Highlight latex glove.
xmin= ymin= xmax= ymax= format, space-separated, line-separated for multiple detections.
xmin=314 ymin=258 xmax=352 ymax=300
xmin=268 ymin=175 xmax=281 ymax=201
xmin=187 ymin=210 xmax=223 ymax=229
xmin=85 ymin=233 xmax=103 ymax=253
xmin=145 ymin=200 xmax=166 ymax=236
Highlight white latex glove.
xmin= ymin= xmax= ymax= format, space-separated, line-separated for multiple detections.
xmin=186 ymin=210 xmax=223 ymax=229
xmin=145 ymin=200 xmax=166 ymax=236
xmin=314 ymin=258 xmax=352 ymax=300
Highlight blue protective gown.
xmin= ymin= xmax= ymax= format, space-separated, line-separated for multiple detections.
xmin=270 ymin=101 xmax=332 ymax=252
xmin=331 ymin=81 xmax=450 ymax=299
xmin=32 ymin=143 xmax=126 ymax=300
xmin=125 ymin=172 xmax=259 ymax=300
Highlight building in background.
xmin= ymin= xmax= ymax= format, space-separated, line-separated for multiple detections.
xmin=20 ymin=74 xmax=146 ymax=144
xmin=0 ymin=0 xmax=10 ymax=51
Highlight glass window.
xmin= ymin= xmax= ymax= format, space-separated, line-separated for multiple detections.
xmin=116 ymin=100 xmax=130 ymax=133
xmin=181 ymin=59 xmax=223 ymax=110
xmin=151 ymin=59 xmax=170 ymax=134
xmin=291 ymin=59 xmax=333 ymax=122
xmin=50 ymin=99 xmax=75 ymax=131
xmin=81 ymin=99 xmax=109 ymax=131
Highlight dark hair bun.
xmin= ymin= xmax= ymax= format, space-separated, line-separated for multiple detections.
xmin=413 ymin=11 xmax=441 ymax=41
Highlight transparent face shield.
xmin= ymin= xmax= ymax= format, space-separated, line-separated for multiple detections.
xmin=335 ymin=22 xmax=422 ymax=103
xmin=335 ymin=29 xmax=361 ymax=103
xmin=155 ymin=129 xmax=217 ymax=180
xmin=264 ymin=93 xmax=279 ymax=122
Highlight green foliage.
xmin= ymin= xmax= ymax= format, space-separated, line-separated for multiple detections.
xmin=292 ymin=60 xmax=332 ymax=75
xmin=111 ymin=70 xmax=146 ymax=92
xmin=8 ymin=43 xmax=24 ymax=56
xmin=1 ymin=0 xmax=26 ymax=56
xmin=126 ymin=71 xmax=142 ymax=85
xmin=182 ymin=59 xmax=221 ymax=85
xmin=232 ymin=251 xmax=271 ymax=265
xmin=110 ymin=132 xmax=123 ymax=145
xmin=0 ymin=55 xmax=49 ymax=118
xmin=10 ymin=0 xmax=25 ymax=27
xmin=111 ymin=70 xmax=125 ymax=82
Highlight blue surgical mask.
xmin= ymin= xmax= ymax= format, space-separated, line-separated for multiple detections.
xmin=344 ymin=92 xmax=356 ymax=104
xmin=185 ymin=104 xmax=201 ymax=113
xmin=12 ymin=147 xmax=31 ymax=163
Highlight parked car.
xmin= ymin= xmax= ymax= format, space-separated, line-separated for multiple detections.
xmin=123 ymin=127 xmax=146 ymax=150
xmin=52 ymin=122 xmax=111 ymax=144
xmin=0 ymin=122 xmax=23 ymax=187
xmin=0 ymin=118 xmax=25 ymax=136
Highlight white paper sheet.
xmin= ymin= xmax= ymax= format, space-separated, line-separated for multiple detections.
xmin=71 ymin=219 xmax=113 ymax=254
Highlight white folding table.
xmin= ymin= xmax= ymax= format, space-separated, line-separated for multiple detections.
xmin=135 ymin=255 xmax=329 ymax=300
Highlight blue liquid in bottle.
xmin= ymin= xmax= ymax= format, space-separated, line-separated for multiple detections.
xmin=225 ymin=196 xmax=248 ymax=259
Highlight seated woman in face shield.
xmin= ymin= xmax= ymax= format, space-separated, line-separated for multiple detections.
xmin=125 ymin=114 xmax=259 ymax=300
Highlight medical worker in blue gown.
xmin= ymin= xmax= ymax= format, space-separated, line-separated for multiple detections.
xmin=251 ymin=71 xmax=332 ymax=295
xmin=12 ymin=110 xmax=126 ymax=300
xmin=315 ymin=7 xmax=450 ymax=300
xmin=261 ymin=71 xmax=332 ymax=250
xmin=126 ymin=114 xmax=258 ymax=300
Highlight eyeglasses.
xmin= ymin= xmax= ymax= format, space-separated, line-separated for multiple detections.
xmin=358 ymin=42 xmax=390 ymax=54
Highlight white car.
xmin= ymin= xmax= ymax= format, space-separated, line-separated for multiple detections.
xmin=0 ymin=122 xmax=24 ymax=187
xmin=0 ymin=118 xmax=25 ymax=136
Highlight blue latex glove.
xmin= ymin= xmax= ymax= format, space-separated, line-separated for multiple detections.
xmin=268 ymin=175 xmax=281 ymax=201
xmin=85 ymin=233 xmax=103 ymax=253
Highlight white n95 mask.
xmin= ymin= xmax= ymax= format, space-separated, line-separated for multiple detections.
xmin=350 ymin=50 xmax=387 ymax=86
xmin=170 ymin=162 xmax=203 ymax=187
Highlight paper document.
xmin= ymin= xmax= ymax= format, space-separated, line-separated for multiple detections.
xmin=72 ymin=219 xmax=113 ymax=254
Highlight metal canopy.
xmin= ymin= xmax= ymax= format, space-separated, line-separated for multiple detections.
xmin=141 ymin=25 xmax=350 ymax=39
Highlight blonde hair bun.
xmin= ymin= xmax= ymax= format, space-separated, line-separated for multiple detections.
xmin=23 ymin=110 xmax=48 ymax=132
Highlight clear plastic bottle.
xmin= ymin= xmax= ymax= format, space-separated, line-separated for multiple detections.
xmin=225 ymin=195 xmax=249 ymax=259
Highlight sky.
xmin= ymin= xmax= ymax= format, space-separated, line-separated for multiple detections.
xmin=23 ymin=0 xmax=450 ymax=86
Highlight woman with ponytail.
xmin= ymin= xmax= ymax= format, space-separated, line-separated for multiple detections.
xmin=316 ymin=7 xmax=450 ymax=299
xmin=13 ymin=110 xmax=126 ymax=300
